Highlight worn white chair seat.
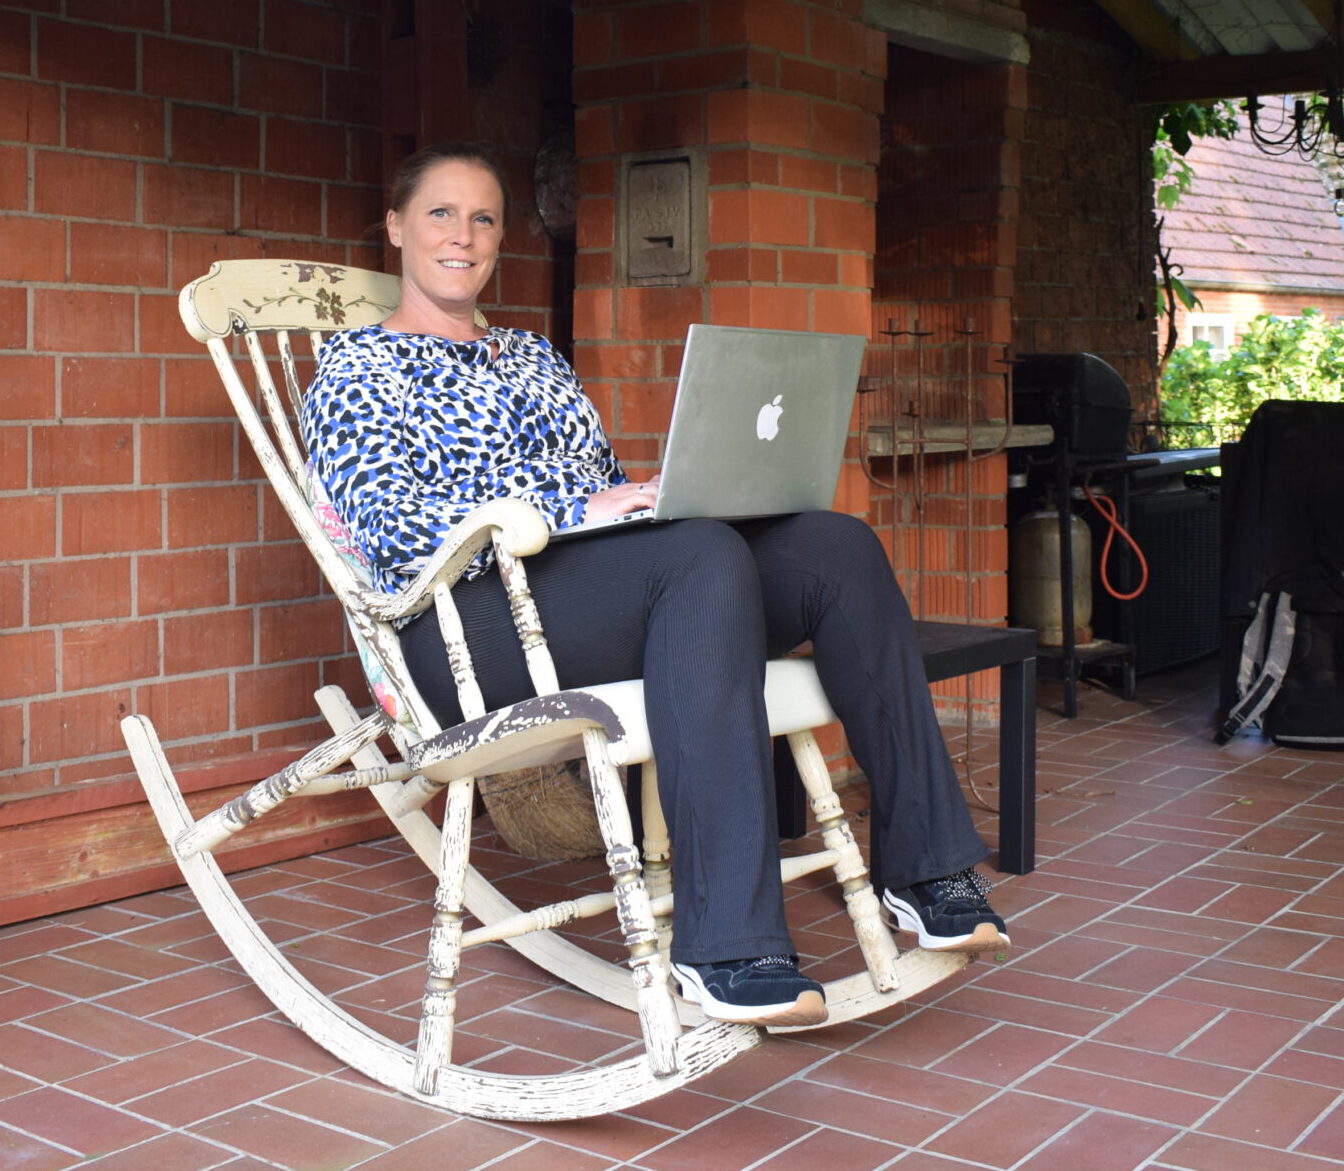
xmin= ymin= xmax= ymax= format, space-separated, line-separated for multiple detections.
xmin=121 ymin=258 xmax=969 ymax=1123
xmin=406 ymin=658 xmax=834 ymax=779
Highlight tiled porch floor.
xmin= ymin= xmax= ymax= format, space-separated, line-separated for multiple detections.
xmin=4 ymin=659 xmax=1344 ymax=1170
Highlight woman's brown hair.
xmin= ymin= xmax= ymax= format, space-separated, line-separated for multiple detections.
xmin=387 ymin=141 xmax=512 ymax=224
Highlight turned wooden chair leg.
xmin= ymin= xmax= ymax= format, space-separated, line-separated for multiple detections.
xmin=638 ymin=759 xmax=675 ymax=964
xmin=786 ymin=729 xmax=902 ymax=993
xmin=582 ymin=728 xmax=680 ymax=1077
xmin=412 ymin=775 xmax=475 ymax=1095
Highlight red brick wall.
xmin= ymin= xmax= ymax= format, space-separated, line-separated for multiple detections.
xmin=1016 ymin=1 xmax=1158 ymax=414
xmin=1172 ymin=287 xmax=1344 ymax=345
xmin=570 ymin=0 xmax=885 ymax=761
xmin=873 ymin=42 xmax=1024 ymax=613
xmin=571 ymin=0 xmax=886 ymax=481
xmin=2 ymin=1 xmax=388 ymax=796
xmin=3 ymin=0 xmax=1165 ymax=876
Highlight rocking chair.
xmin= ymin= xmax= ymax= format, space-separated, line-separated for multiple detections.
xmin=120 ymin=259 xmax=970 ymax=1122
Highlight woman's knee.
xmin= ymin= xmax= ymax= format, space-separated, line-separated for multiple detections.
xmin=658 ymin=518 xmax=757 ymax=576
xmin=784 ymin=511 xmax=891 ymax=574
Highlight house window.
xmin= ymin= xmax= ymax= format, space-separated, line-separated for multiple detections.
xmin=1187 ymin=313 xmax=1235 ymax=360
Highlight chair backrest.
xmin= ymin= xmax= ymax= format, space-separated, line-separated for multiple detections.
xmin=178 ymin=259 xmax=488 ymax=744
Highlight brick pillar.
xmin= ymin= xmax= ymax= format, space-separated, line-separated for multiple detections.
xmin=571 ymin=0 xmax=887 ymax=483
xmin=870 ymin=46 xmax=1026 ymax=721
xmin=570 ymin=0 xmax=885 ymax=765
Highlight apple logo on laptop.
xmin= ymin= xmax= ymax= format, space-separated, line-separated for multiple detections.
xmin=756 ymin=394 xmax=784 ymax=441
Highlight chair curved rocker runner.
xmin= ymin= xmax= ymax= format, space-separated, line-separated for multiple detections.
xmin=120 ymin=259 xmax=970 ymax=1122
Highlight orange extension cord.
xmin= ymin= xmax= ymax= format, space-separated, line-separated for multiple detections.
xmin=1082 ymin=484 xmax=1150 ymax=601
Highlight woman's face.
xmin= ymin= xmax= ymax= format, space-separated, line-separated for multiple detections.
xmin=386 ymin=159 xmax=505 ymax=315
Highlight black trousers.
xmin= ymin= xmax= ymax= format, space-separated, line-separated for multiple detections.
xmin=400 ymin=511 xmax=988 ymax=964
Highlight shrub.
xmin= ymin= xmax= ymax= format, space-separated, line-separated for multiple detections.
xmin=1159 ymin=309 xmax=1344 ymax=447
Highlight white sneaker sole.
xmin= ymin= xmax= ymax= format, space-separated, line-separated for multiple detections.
xmin=882 ymin=894 xmax=1011 ymax=953
xmin=671 ymin=963 xmax=828 ymax=1027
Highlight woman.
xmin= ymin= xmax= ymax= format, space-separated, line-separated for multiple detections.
xmin=302 ymin=141 xmax=1009 ymax=1030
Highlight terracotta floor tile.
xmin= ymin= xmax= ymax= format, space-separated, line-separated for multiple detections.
xmin=1016 ymin=1062 xmax=1214 ymax=1127
xmin=1013 ymin=1109 xmax=1180 ymax=1171
xmin=1265 ymin=1046 xmax=1344 ymax=1088
xmin=1089 ymin=942 xmax=1197 ymax=994
xmin=846 ymin=1004 xmax=999 ymax=1069
xmin=478 ymin=1141 xmax=619 ymax=1171
xmin=0 ymin=924 xmax=97 ymax=964
xmin=11 ymin=659 xmax=1344 ymax=1167
xmin=1163 ymin=1129 xmax=1344 ymax=1170
xmin=501 ymin=1106 xmax=692 ymax=1163
xmin=0 ymin=1065 xmax=38 ymax=1100
xmin=1135 ymin=875 xmax=1240 ymax=914
xmin=0 ymin=1022 xmax=120 ymax=1082
xmin=675 ymin=1035 xmax=829 ymax=1102
xmin=264 ymin=1076 xmax=458 ymax=1145
xmin=809 ymin=1052 xmax=995 ymax=1117
xmin=753 ymin=1077 xmax=947 ymax=1146
xmin=1174 ymin=1009 xmax=1307 ymax=1070
xmin=0 ymin=1086 xmax=162 ymax=1157
xmin=1091 ymin=993 xmax=1224 ymax=1053
xmin=24 ymin=1000 xmax=186 ymax=1059
xmin=0 ymin=1124 xmax=80 ymax=1171
xmin=0 ymin=983 xmax=71 ymax=1025
xmin=59 ymin=937 xmax=200 ymax=981
xmin=1295 ymin=1095 xmax=1344 ymax=1162
xmin=205 ymin=1017 xmax=349 ymax=1075
xmin=129 ymin=1056 xmax=313 ymax=1127
xmin=64 ymin=1039 xmax=245 ymax=1104
xmin=923 ymin=1089 xmax=1087 ymax=1168
xmin=71 ymin=1130 xmax=238 ymax=1170
xmin=0 ymin=955 xmax=138 ymax=1000
xmin=976 ymin=963 xmax=1144 ymax=1016
xmin=96 ymin=962 xmax=253 ymax=1020
xmin=753 ymin=1126 xmax=901 ymax=1170
xmin=928 ymin=982 xmax=1112 ymax=1036
xmin=137 ymin=985 xmax=277 ymax=1042
xmin=1002 ymin=932 xmax=1130 ymax=981
xmin=1163 ymin=969 xmax=1337 ymax=1022
xmin=193 ymin=1101 xmax=385 ymax=1169
xmin=1055 ymin=1038 xmax=1247 ymax=1099
xmin=1198 ymin=1074 xmax=1339 ymax=1149
xmin=327 ymin=1121 xmax=519 ymax=1171
xmin=931 ymin=1021 xmax=1077 ymax=1087
xmin=637 ymin=1105 xmax=814 ymax=1170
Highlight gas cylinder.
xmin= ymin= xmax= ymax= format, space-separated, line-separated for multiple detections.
xmin=1010 ymin=507 xmax=1093 ymax=646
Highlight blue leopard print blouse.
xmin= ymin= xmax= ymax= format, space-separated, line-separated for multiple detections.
xmin=301 ymin=324 xmax=626 ymax=594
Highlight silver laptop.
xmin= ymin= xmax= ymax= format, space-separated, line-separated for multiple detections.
xmin=552 ymin=323 xmax=866 ymax=539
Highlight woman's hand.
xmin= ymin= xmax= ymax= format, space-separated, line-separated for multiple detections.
xmin=584 ymin=475 xmax=661 ymax=521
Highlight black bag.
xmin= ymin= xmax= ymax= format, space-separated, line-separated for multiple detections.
xmin=1218 ymin=401 xmax=1344 ymax=748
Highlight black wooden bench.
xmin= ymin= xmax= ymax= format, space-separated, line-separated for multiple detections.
xmin=775 ymin=621 xmax=1037 ymax=875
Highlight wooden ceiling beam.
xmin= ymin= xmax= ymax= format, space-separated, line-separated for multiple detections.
xmin=1135 ymin=45 xmax=1338 ymax=103
xmin=1297 ymin=0 xmax=1338 ymax=39
xmin=1091 ymin=0 xmax=1200 ymax=63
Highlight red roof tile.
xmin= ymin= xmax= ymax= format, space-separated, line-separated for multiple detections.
xmin=1161 ymin=110 xmax=1344 ymax=293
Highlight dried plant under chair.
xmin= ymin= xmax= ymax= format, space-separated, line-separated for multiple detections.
xmin=119 ymin=259 xmax=969 ymax=1121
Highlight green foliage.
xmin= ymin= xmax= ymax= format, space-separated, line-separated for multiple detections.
xmin=1153 ymin=100 xmax=1240 ymax=210
xmin=1159 ymin=309 xmax=1344 ymax=446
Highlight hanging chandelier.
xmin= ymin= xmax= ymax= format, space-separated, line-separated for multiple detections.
xmin=1243 ymin=90 xmax=1344 ymax=158
xmin=1241 ymin=0 xmax=1344 ymax=211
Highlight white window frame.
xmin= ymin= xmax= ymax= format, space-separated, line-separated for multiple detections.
xmin=1186 ymin=313 xmax=1236 ymax=360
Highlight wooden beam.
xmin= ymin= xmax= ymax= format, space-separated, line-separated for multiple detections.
xmin=1297 ymin=0 xmax=1338 ymax=39
xmin=1136 ymin=45 xmax=1338 ymax=103
xmin=1092 ymin=0 xmax=1199 ymax=64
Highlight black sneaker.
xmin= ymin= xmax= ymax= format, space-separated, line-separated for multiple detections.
xmin=671 ymin=955 xmax=828 ymax=1027
xmin=882 ymin=868 xmax=1010 ymax=953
